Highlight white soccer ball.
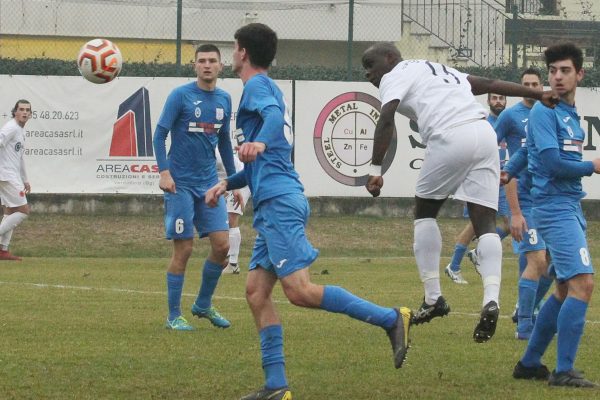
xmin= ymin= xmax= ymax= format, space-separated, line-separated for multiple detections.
xmin=77 ymin=38 xmax=123 ymax=84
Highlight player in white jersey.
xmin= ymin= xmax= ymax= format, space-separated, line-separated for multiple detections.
xmin=215 ymin=149 xmax=251 ymax=274
xmin=0 ymin=100 xmax=32 ymax=261
xmin=362 ymin=42 xmax=558 ymax=342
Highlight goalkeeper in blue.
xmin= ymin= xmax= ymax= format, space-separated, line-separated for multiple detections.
xmin=153 ymin=44 xmax=238 ymax=331
xmin=512 ymin=43 xmax=600 ymax=387
xmin=205 ymin=23 xmax=413 ymax=400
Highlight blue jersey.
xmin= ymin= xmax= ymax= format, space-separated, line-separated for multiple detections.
xmin=154 ymin=81 xmax=232 ymax=187
xmin=488 ymin=114 xmax=507 ymax=168
xmin=528 ymin=101 xmax=586 ymax=204
xmin=236 ymin=74 xmax=304 ymax=207
xmin=495 ymin=102 xmax=534 ymax=209
xmin=494 ymin=102 xmax=532 ymax=160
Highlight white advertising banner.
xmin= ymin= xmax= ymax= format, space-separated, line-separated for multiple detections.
xmin=0 ymin=75 xmax=292 ymax=194
xmin=296 ymin=82 xmax=600 ymax=199
xmin=2 ymin=75 xmax=600 ymax=199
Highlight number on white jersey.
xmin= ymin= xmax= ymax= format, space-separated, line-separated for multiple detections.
xmin=425 ymin=61 xmax=461 ymax=84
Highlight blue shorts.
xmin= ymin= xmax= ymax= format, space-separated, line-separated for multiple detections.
xmin=515 ymin=208 xmax=546 ymax=254
xmin=163 ymin=185 xmax=228 ymax=240
xmin=462 ymin=185 xmax=509 ymax=218
xmin=534 ymin=202 xmax=594 ymax=282
xmin=249 ymin=193 xmax=319 ymax=278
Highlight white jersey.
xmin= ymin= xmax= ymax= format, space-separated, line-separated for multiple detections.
xmin=379 ymin=60 xmax=487 ymax=144
xmin=0 ymin=119 xmax=27 ymax=183
xmin=215 ymin=149 xmax=244 ymax=180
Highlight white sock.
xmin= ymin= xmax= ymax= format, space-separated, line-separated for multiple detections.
xmin=228 ymin=227 xmax=241 ymax=265
xmin=414 ymin=218 xmax=442 ymax=305
xmin=476 ymin=233 xmax=502 ymax=307
xmin=0 ymin=215 xmax=11 ymax=250
xmin=0 ymin=212 xmax=27 ymax=236
xmin=0 ymin=229 xmax=13 ymax=251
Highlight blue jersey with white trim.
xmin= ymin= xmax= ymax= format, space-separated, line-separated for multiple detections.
xmin=236 ymin=74 xmax=304 ymax=207
xmin=528 ymin=101 xmax=586 ymax=203
xmin=156 ymin=81 xmax=231 ymax=187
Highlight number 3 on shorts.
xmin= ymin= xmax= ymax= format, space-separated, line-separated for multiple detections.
xmin=175 ymin=218 xmax=184 ymax=234
xmin=528 ymin=229 xmax=538 ymax=245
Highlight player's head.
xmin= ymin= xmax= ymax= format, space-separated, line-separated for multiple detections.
xmin=11 ymin=99 xmax=31 ymax=126
xmin=233 ymin=23 xmax=277 ymax=73
xmin=487 ymin=93 xmax=506 ymax=116
xmin=194 ymin=44 xmax=223 ymax=85
xmin=544 ymin=43 xmax=584 ymax=98
xmin=520 ymin=67 xmax=542 ymax=105
xmin=362 ymin=42 xmax=402 ymax=88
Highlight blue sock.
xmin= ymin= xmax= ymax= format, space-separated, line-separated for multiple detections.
xmin=320 ymin=285 xmax=397 ymax=330
xmin=167 ymin=272 xmax=184 ymax=321
xmin=496 ymin=226 xmax=509 ymax=240
xmin=260 ymin=325 xmax=287 ymax=390
xmin=517 ymin=278 xmax=537 ymax=333
xmin=556 ymin=297 xmax=588 ymax=373
xmin=534 ymin=275 xmax=553 ymax=308
xmin=521 ymin=295 xmax=562 ymax=367
xmin=194 ymin=260 xmax=223 ymax=309
xmin=449 ymin=244 xmax=467 ymax=272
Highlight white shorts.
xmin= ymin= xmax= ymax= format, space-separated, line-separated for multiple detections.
xmin=0 ymin=179 xmax=28 ymax=208
xmin=415 ymin=119 xmax=499 ymax=210
xmin=226 ymin=186 xmax=251 ymax=215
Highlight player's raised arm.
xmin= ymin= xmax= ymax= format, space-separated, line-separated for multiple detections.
xmin=467 ymin=75 xmax=558 ymax=108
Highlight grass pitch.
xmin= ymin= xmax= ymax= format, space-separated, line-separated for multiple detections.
xmin=1 ymin=214 xmax=599 ymax=399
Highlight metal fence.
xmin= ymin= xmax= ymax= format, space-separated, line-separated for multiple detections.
xmin=0 ymin=0 xmax=598 ymax=75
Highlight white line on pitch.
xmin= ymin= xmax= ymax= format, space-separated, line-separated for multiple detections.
xmin=1 ymin=280 xmax=600 ymax=324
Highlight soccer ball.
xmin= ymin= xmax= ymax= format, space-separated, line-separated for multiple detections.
xmin=77 ymin=39 xmax=122 ymax=84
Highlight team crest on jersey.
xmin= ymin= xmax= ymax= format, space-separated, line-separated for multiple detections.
xmin=216 ymin=108 xmax=224 ymax=121
xmin=195 ymin=107 xmax=202 ymax=118
xmin=313 ymin=92 xmax=397 ymax=186
xmin=14 ymin=142 xmax=22 ymax=152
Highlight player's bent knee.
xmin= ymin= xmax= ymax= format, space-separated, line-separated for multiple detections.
xmin=281 ymin=283 xmax=320 ymax=308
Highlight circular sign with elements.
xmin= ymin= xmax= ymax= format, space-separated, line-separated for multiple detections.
xmin=313 ymin=92 xmax=397 ymax=186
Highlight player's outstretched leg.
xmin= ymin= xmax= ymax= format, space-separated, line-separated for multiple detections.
xmin=317 ymin=285 xmax=413 ymax=368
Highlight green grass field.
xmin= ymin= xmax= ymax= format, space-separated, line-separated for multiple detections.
xmin=1 ymin=214 xmax=600 ymax=399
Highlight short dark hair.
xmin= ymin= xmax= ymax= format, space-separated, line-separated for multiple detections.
xmin=487 ymin=93 xmax=505 ymax=101
xmin=11 ymin=99 xmax=31 ymax=117
xmin=195 ymin=44 xmax=221 ymax=60
xmin=544 ymin=43 xmax=583 ymax=72
xmin=520 ymin=67 xmax=542 ymax=81
xmin=234 ymin=23 xmax=277 ymax=69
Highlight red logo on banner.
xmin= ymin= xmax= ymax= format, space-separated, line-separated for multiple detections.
xmin=109 ymin=87 xmax=152 ymax=157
